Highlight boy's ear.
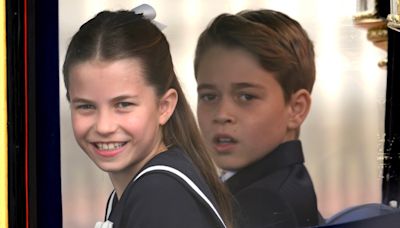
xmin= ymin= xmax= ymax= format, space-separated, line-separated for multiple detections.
xmin=158 ymin=88 xmax=178 ymax=125
xmin=287 ymin=89 xmax=311 ymax=130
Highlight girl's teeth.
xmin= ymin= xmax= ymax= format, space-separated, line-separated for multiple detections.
xmin=97 ymin=143 xmax=124 ymax=150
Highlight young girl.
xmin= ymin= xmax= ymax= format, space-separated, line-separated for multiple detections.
xmin=62 ymin=9 xmax=232 ymax=228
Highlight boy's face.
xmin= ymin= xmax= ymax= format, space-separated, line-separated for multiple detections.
xmin=68 ymin=59 xmax=166 ymax=177
xmin=196 ymin=46 xmax=296 ymax=171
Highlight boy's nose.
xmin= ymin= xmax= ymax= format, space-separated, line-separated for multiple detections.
xmin=213 ymin=100 xmax=236 ymax=124
xmin=95 ymin=110 xmax=117 ymax=135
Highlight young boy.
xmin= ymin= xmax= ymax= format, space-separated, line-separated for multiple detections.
xmin=194 ymin=9 xmax=320 ymax=227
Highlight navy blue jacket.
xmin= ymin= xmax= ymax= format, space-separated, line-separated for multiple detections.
xmin=226 ymin=140 xmax=319 ymax=228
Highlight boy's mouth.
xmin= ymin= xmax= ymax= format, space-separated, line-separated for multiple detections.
xmin=213 ymin=134 xmax=238 ymax=145
xmin=212 ymin=135 xmax=237 ymax=153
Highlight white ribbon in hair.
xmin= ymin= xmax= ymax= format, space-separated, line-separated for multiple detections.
xmin=131 ymin=4 xmax=166 ymax=30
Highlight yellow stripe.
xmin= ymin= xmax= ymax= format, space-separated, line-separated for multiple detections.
xmin=0 ymin=0 xmax=8 ymax=227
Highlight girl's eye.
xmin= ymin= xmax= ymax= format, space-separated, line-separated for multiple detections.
xmin=76 ymin=104 xmax=95 ymax=110
xmin=116 ymin=102 xmax=134 ymax=109
xmin=199 ymin=94 xmax=217 ymax=102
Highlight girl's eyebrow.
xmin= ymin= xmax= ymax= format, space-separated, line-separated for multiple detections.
xmin=111 ymin=95 xmax=139 ymax=102
xmin=71 ymin=95 xmax=139 ymax=104
xmin=71 ymin=97 xmax=92 ymax=104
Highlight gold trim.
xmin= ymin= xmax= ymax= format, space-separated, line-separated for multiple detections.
xmin=353 ymin=10 xmax=378 ymax=22
xmin=371 ymin=40 xmax=388 ymax=51
xmin=367 ymin=26 xmax=388 ymax=42
xmin=353 ymin=11 xmax=382 ymax=24
xmin=0 ymin=0 xmax=8 ymax=227
xmin=353 ymin=11 xmax=385 ymax=29
xmin=387 ymin=14 xmax=400 ymax=31
xmin=378 ymin=58 xmax=388 ymax=68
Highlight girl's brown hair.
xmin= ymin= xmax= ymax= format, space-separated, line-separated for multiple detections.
xmin=63 ymin=10 xmax=233 ymax=228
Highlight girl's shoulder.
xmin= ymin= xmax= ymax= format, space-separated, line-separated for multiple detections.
xmin=134 ymin=145 xmax=211 ymax=197
xmin=147 ymin=146 xmax=190 ymax=165
xmin=109 ymin=146 xmax=223 ymax=227
xmin=145 ymin=146 xmax=195 ymax=171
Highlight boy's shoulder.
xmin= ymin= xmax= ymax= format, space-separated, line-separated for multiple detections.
xmin=226 ymin=140 xmax=306 ymax=193
xmin=232 ymin=186 xmax=298 ymax=227
xmin=226 ymin=140 xmax=320 ymax=227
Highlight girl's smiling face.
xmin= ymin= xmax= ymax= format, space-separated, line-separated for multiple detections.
xmin=68 ymin=58 xmax=166 ymax=178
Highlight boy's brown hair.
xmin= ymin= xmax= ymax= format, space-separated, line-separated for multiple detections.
xmin=194 ymin=9 xmax=315 ymax=102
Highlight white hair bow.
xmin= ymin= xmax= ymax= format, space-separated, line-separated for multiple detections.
xmin=131 ymin=4 xmax=167 ymax=30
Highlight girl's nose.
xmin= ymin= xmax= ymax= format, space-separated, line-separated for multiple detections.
xmin=95 ymin=110 xmax=117 ymax=135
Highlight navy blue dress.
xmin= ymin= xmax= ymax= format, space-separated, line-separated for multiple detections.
xmin=104 ymin=146 xmax=225 ymax=228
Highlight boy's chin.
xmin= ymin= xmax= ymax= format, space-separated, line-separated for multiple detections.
xmin=215 ymin=157 xmax=247 ymax=171
xmin=216 ymin=154 xmax=268 ymax=171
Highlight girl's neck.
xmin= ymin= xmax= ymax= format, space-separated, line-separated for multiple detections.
xmin=109 ymin=142 xmax=168 ymax=199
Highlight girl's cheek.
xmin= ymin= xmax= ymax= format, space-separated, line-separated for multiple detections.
xmin=71 ymin=116 xmax=91 ymax=135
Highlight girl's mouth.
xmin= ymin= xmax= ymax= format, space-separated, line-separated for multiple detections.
xmin=92 ymin=142 xmax=128 ymax=157
xmin=94 ymin=142 xmax=127 ymax=151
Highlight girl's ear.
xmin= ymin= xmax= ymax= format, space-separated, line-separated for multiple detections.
xmin=287 ymin=89 xmax=311 ymax=130
xmin=158 ymin=88 xmax=178 ymax=125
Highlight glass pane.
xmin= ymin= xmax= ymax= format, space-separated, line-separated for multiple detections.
xmin=59 ymin=0 xmax=385 ymax=227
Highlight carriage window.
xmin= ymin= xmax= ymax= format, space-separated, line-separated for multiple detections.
xmin=60 ymin=0 xmax=388 ymax=227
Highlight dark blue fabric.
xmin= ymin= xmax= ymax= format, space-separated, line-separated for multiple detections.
xmin=226 ymin=140 xmax=320 ymax=227
xmin=324 ymin=203 xmax=398 ymax=225
xmin=107 ymin=146 xmax=224 ymax=228
xmin=319 ymin=204 xmax=400 ymax=228
xmin=35 ymin=0 xmax=62 ymax=227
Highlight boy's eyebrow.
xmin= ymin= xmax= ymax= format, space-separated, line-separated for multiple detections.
xmin=197 ymin=84 xmax=216 ymax=91
xmin=232 ymin=82 xmax=264 ymax=90
xmin=197 ymin=82 xmax=265 ymax=91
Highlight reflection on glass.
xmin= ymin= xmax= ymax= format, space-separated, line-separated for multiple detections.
xmin=356 ymin=0 xmax=375 ymax=12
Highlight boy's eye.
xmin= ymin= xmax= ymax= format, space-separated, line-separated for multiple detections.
xmin=238 ymin=93 xmax=256 ymax=101
xmin=199 ymin=94 xmax=217 ymax=102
